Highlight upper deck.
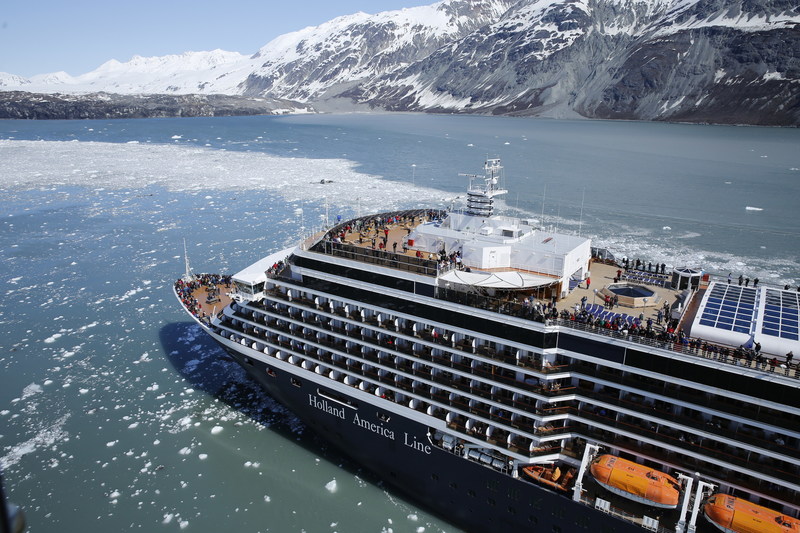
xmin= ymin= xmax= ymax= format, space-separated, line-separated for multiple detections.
xmin=296 ymin=206 xmax=799 ymax=379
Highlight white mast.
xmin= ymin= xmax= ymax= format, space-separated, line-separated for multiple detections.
xmin=182 ymin=238 xmax=195 ymax=282
xmin=459 ymin=158 xmax=508 ymax=217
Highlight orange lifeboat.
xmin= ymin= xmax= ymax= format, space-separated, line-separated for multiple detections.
xmin=704 ymin=493 xmax=800 ymax=533
xmin=589 ymin=454 xmax=681 ymax=508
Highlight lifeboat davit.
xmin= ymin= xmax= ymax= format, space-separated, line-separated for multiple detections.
xmin=589 ymin=454 xmax=681 ymax=508
xmin=704 ymin=493 xmax=800 ymax=533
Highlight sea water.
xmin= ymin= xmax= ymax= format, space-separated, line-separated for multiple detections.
xmin=1 ymin=114 xmax=798 ymax=532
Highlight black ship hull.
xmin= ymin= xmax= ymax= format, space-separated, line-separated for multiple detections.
xmin=215 ymin=337 xmax=645 ymax=533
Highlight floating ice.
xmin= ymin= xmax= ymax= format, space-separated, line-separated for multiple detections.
xmin=20 ymin=383 xmax=43 ymax=400
xmin=0 ymin=139 xmax=444 ymax=213
xmin=211 ymin=426 xmax=223 ymax=434
xmin=325 ymin=479 xmax=338 ymax=493
xmin=44 ymin=333 xmax=63 ymax=343
xmin=198 ymin=453 xmax=208 ymax=460
xmin=745 ymin=206 xmax=763 ymax=211
xmin=0 ymin=414 xmax=70 ymax=470
xmin=178 ymin=447 xmax=192 ymax=455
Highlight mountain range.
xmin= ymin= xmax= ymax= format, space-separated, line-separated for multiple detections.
xmin=2 ymin=0 xmax=798 ymax=125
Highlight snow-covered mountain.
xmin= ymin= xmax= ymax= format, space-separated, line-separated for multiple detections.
xmin=3 ymin=0 xmax=514 ymax=99
xmin=345 ymin=0 xmax=800 ymax=124
xmin=2 ymin=0 xmax=799 ymax=124
xmin=240 ymin=0 xmax=517 ymax=100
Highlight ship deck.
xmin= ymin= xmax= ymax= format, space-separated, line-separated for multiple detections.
xmin=311 ymin=211 xmax=798 ymax=373
xmin=176 ymin=275 xmax=233 ymax=321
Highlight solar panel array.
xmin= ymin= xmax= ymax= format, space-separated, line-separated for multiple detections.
xmin=698 ymin=284 xmax=757 ymax=334
xmin=761 ymin=289 xmax=800 ymax=340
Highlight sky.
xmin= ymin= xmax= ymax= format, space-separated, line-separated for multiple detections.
xmin=0 ymin=0 xmax=437 ymax=78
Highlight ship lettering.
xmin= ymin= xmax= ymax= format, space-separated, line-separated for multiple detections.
xmin=403 ymin=432 xmax=431 ymax=454
xmin=308 ymin=394 xmax=345 ymax=419
xmin=352 ymin=413 xmax=395 ymax=440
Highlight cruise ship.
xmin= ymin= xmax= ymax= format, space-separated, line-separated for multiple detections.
xmin=174 ymin=159 xmax=800 ymax=533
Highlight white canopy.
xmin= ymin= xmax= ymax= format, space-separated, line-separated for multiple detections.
xmin=439 ymin=269 xmax=556 ymax=289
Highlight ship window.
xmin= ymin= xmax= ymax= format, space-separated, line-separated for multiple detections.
xmin=507 ymin=506 xmax=516 ymax=515
xmin=266 ymin=367 xmax=276 ymax=377
xmin=487 ymin=498 xmax=496 ymax=506
xmin=467 ymin=489 xmax=476 ymax=497
xmin=291 ymin=378 xmax=301 ymax=387
xmin=244 ymin=357 xmax=254 ymax=366
xmin=449 ymin=482 xmax=457 ymax=490
xmin=431 ymin=473 xmax=438 ymax=481
xmin=528 ymin=516 xmax=538 ymax=525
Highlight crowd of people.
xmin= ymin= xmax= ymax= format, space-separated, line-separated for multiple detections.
xmin=554 ymin=306 xmax=796 ymax=374
xmin=266 ymin=260 xmax=285 ymax=277
xmin=622 ymin=257 xmax=667 ymax=275
xmin=174 ymin=273 xmax=230 ymax=320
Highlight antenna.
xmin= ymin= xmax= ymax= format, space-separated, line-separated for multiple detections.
xmin=182 ymin=238 xmax=195 ymax=282
xmin=459 ymin=158 xmax=507 ymax=217
xmin=540 ymin=184 xmax=546 ymax=229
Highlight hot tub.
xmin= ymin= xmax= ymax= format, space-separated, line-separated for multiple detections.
xmin=602 ymin=283 xmax=656 ymax=308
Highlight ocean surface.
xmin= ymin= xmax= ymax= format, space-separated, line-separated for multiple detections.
xmin=1 ymin=113 xmax=798 ymax=533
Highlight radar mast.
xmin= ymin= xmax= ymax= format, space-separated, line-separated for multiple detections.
xmin=460 ymin=158 xmax=508 ymax=217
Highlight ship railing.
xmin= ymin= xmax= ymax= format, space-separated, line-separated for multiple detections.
xmin=555 ymin=317 xmax=799 ymax=379
xmin=303 ymin=208 xmax=432 ymax=253
xmin=223 ymin=311 xmax=587 ymax=461
xmin=570 ymin=367 xmax=800 ymax=461
xmin=437 ymin=279 xmax=798 ymax=378
xmin=578 ymin=494 xmax=673 ymax=533
xmin=223 ymin=309 xmax=800 ymax=503
xmin=312 ymin=239 xmax=441 ymax=276
xmin=237 ymin=296 xmax=796 ymax=446
xmin=570 ymin=415 xmax=800 ymax=487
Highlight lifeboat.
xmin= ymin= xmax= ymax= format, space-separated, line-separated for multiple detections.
xmin=521 ymin=464 xmax=576 ymax=491
xmin=704 ymin=493 xmax=800 ymax=533
xmin=589 ymin=454 xmax=680 ymax=508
